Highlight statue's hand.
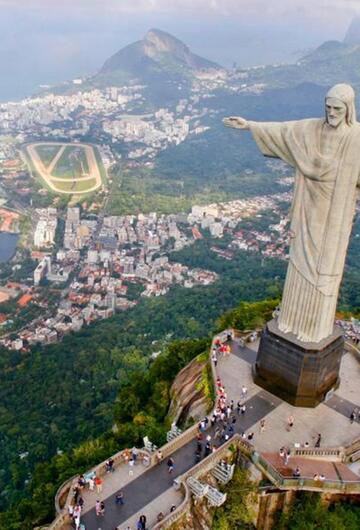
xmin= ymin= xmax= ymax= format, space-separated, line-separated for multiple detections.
xmin=223 ymin=116 xmax=249 ymax=130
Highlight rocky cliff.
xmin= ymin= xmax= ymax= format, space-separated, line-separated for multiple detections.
xmin=167 ymin=353 xmax=212 ymax=426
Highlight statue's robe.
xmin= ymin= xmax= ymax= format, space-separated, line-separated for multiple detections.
xmin=249 ymin=118 xmax=360 ymax=342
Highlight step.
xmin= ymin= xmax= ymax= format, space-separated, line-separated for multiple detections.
xmin=187 ymin=477 xmax=209 ymax=498
xmin=205 ymin=485 xmax=227 ymax=507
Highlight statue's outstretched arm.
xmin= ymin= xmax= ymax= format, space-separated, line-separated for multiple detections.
xmin=223 ymin=116 xmax=250 ymax=130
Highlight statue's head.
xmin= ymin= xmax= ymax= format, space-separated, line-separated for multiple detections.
xmin=325 ymin=84 xmax=356 ymax=127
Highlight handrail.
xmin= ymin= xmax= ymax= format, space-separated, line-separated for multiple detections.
xmin=50 ymin=447 xmax=151 ymax=529
xmin=290 ymin=447 xmax=344 ymax=461
xmin=54 ymin=474 xmax=77 ymax=514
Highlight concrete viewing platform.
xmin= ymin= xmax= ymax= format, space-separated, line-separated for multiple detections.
xmin=50 ymin=332 xmax=360 ymax=530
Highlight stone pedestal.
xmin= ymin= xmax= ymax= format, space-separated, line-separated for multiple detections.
xmin=253 ymin=319 xmax=344 ymax=407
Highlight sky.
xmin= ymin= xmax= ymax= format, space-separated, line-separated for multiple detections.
xmin=0 ymin=0 xmax=359 ymax=101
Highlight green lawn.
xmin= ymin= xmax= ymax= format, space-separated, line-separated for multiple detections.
xmin=34 ymin=144 xmax=62 ymax=168
xmin=52 ymin=146 xmax=90 ymax=179
xmin=53 ymin=178 xmax=97 ymax=193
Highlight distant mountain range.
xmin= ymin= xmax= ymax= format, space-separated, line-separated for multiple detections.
xmin=247 ymin=22 xmax=360 ymax=92
xmin=86 ymin=23 xmax=360 ymax=95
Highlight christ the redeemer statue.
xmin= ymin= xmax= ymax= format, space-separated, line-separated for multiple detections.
xmin=224 ymin=84 xmax=360 ymax=344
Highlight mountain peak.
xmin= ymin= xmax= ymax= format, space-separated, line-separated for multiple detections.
xmin=100 ymin=28 xmax=221 ymax=79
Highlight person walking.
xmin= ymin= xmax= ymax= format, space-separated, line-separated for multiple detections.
xmin=350 ymin=408 xmax=357 ymax=423
xmin=167 ymin=457 xmax=175 ymax=473
xmin=287 ymin=415 xmax=294 ymax=431
xmin=95 ymin=476 xmax=103 ymax=494
xmin=315 ymin=433 xmax=322 ymax=448
xmin=129 ymin=456 xmax=135 ymax=476
xmin=115 ymin=491 xmax=124 ymax=505
xmin=100 ymin=500 xmax=105 ymax=516
xmin=211 ymin=349 xmax=218 ymax=367
xmin=137 ymin=514 xmax=147 ymax=530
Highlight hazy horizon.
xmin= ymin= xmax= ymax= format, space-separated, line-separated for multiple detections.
xmin=0 ymin=0 xmax=359 ymax=102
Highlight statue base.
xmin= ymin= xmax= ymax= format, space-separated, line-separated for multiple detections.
xmin=253 ymin=319 xmax=344 ymax=407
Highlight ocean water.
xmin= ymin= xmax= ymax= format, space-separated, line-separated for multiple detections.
xmin=0 ymin=232 xmax=19 ymax=262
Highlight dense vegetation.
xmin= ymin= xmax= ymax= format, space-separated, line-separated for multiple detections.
xmin=213 ymin=467 xmax=256 ymax=530
xmin=276 ymin=492 xmax=360 ymax=530
xmin=0 ymin=337 xmax=209 ymax=529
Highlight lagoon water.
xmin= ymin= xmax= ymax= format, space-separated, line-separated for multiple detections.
xmin=0 ymin=232 xmax=19 ymax=262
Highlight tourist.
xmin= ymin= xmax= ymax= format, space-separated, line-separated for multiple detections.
xmin=106 ymin=457 xmax=115 ymax=473
xmin=72 ymin=485 xmax=80 ymax=504
xmin=115 ymin=491 xmax=124 ymax=505
xmin=74 ymin=512 xmax=81 ymax=530
xmin=170 ymin=504 xmax=176 ymax=512
xmin=350 ymin=408 xmax=357 ymax=423
xmin=95 ymin=476 xmax=103 ymax=494
xmin=259 ymin=419 xmax=266 ymax=433
xmin=132 ymin=448 xmax=138 ymax=463
xmin=156 ymin=450 xmax=163 ymax=464
xmin=167 ymin=457 xmax=175 ymax=473
xmin=287 ymin=415 xmax=295 ymax=431
xmin=293 ymin=466 xmax=301 ymax=478
xmin=100 ymin=500 xmax=105 ymax=516
xmin=241 ymin=385 xmax=248 ymax=398
xmin=315 ymin=433 xmax=322 ymax=448
xmin=211 ymin=350 xmax=218 ymax=367
xmin=236 ymin=400 xmax=241 ymax=414
xmin=78 ymin=475 xmax=86 ymax=489
xmin=157 ymin=512 xmax=164 ymax=522
xmin=88 ymin=476 xmax=95 ymax=491
xmin=204 ymin=442 xmax=212 ymax=456
xmin=284 ymin=450 xmax=290 ymax=466
xmin=241 ymin=404 xmax=246 ymax=415
xmin=95 ymin=500 xmax=101 ymax=516
xmin=194 ymin=449 xmax=201 ymax=464
xmin=137 ymin=514 xmax=147 ymax=530
xmin=129 ymin=457 xmax=135 ymax=476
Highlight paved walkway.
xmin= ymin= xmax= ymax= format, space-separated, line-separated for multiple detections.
xmin=78 ymin=338 xmax=360 ymax=529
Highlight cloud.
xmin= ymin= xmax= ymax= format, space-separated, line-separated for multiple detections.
xmin=1 ymin=0 xmax=360 ymax=20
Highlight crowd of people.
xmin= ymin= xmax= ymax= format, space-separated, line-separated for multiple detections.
xmin=335 ymin=319 xmax=360 ymax=343
xmin=66 ymin=328 xmax=346 ymax=529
